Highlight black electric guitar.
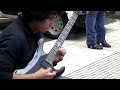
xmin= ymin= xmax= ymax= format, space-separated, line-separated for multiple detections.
xmin=18 ymin=11 xmax=82 ymax=79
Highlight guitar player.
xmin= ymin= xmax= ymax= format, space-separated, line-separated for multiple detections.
xmin=0 ymin=11 xmax=66 ymax=79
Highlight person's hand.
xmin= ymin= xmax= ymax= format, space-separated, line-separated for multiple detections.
xmin=53 ymin=48 xmax=66 ymax=66
xmin=13 ymin=68 xmax=56 ymax=79
xmin=33 ymin=68 xmax=56 ymax=79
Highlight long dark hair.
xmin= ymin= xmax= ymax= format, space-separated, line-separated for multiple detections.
xmin=20 ymin=11 xmax=64 ymax=22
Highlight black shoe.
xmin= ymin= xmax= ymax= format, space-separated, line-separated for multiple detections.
xmin=98 ymin=41 xmax=111 ymax=48
xmin=87 ymin=44 xmax=103 ymax=49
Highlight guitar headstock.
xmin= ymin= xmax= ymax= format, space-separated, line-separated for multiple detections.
xmin=74 ymin=11 xmax=87 ymax=15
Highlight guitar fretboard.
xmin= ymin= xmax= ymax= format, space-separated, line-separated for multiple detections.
xmin=45 ymin=12 xmax=78 ymax=64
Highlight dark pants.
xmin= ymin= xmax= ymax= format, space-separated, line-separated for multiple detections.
xmin=86 ymin=11 xmax=106 ymax=45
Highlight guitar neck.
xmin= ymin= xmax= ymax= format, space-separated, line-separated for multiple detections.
xmin=45 ymin=13 xmax=78 ymax=64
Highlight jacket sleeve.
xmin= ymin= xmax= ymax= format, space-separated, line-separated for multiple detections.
xmin=0 ymin=34 xmax=22 ymax=79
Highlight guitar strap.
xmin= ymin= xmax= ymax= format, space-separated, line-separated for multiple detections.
xmin=15 ymin=38 xmax=46 ymax=74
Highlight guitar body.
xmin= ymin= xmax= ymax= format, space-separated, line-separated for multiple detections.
xmin=26 ymin=54 xmax=65 ymax=79
xmin=25 ymin=54 xmax=47 ymax=74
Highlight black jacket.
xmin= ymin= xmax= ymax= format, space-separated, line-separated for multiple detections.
xmin=0 ymin=17 xmax=42 ymax=79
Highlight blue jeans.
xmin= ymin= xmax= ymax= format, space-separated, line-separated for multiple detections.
xmin=58 ymin=76 xmax=71 ymax=79
xmin=86 ymin=11 xmax=106 ymax=45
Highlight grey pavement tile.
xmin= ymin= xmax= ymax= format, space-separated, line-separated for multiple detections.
xmin=62 ymin=54 xmax=99 ymax=67
xmin=105 ymin=20 xmax=120 ymax=29
xmin=43 ymin=40 xmax=56 ymax=53
xmin=73 ymin=40 xmax=86 ymax=47
xmin=79 ymin=49 xmax=117 ymax=59
xmin=62 ymin=39 xmax=84 ymax=47
xmin=63 ymin=51 xmax=77 ymax=60
xmin=44 ymin=39 xmax=56 ymax=47
xmin=55 ymin=64 xmax=81 ymax=76
xmin=63 ymin=35 xmax=86 ymax=47
xmin=105 ymin=70 xmax=120 ymax=79
xmin=63 ymin=44 xmax=88 ymax=56
xmin=107 ymin=31 xmax=120 ymax=38
xmin=105 ymin=35 xmax=120 ymax=43
xmin=111 ymin=39 xmax=120 ymax=45
xmin=65 ymin=52 xmax=120 ymax=79
xmin=103 ymin=42 xmax=120 ymax=52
